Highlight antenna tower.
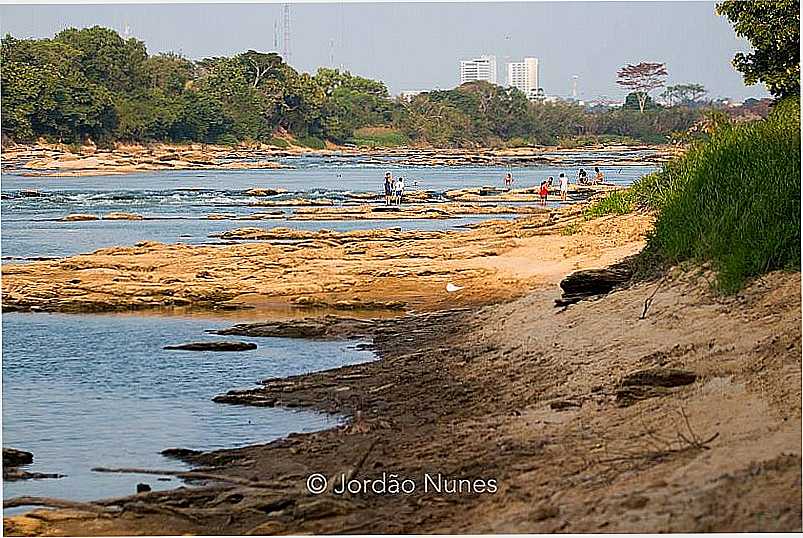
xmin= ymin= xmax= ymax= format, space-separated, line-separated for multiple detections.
xmin=282 ymin=4 xmax=291 ymax=63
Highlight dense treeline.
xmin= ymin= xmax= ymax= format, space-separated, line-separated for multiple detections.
xmin=2 ymin=26 xmax=713 ymax=148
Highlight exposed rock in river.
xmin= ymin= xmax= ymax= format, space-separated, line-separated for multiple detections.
xmin=62 ymin=214 xmax=99 ymax=222
xmin=3 ymin=448 xmax=33 ymax=466
xmin=164 ymin=341 xmax=258 ymax=351
xmin=4 ymin=469 xmax=65 ymax=481
xmin=103 ymin=212 xmax=144 ymax=220
xmin=212 ymin=316 xmax=379 ymax=340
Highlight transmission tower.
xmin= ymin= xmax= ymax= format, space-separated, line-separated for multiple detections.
xmin=282 ymin=4 xmax=291 ymax=63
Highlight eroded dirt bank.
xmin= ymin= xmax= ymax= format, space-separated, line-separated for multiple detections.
xmin=4 ymin=261 xmax=800 ymax=534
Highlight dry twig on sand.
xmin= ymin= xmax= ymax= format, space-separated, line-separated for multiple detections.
xmin=596 ymin=405 xmax=719 ymax=466
xmin=640 ymin=276 xmax=667 ymax=320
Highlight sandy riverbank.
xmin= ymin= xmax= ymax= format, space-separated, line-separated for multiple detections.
xmin=3 ymin=204 xmax=800 ymax=534
xmin=1 ymin=141 xmax=678 ymax=177
xmin=1 ymin=203 xmax=649 ymax=314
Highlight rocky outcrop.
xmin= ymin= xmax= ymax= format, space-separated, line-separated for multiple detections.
xmin=212 ymin=316 xmax=379 ymax=340
xmin=62 ymin=214 xmax=99 ymax=222
xmin=2 ymin=207 xmax=652 ymax=314
xmin=3 ymin=448 xmax=33 ymax=466
xmin=2 ymin=448 xmax=63 ymax=481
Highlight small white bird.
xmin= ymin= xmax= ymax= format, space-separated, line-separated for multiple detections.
xmin=446 ymin=283 xmax=463 ymax=293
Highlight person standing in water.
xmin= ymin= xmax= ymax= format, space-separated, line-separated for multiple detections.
xmin=396 ymin=176 xmax=405 ymax=205
xmin=539 ymin=180 xmax=549 ymax=205
xmin=559 ymin=172 xmax=569 ymax=201
xmin=504 ymin=172 xmax=513 ymax=190
xmin=383 ymin=172 xmax=393 ymax=205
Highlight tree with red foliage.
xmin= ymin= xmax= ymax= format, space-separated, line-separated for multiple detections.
xmin=616 ymin=62 xmax=668 ymax=113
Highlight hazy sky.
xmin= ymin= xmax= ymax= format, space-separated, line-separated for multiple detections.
xmin=0 ymin=1 xmax=769 ymax=100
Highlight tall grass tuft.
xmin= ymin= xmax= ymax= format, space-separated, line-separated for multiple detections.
xmin=584 ymin=190 xmax=635 ymax=219
xmin=636 ymin=96 xmax=800 ymax=292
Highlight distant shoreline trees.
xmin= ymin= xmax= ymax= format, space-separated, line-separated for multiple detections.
xmin=0 ymin=25 xmax=770 ymax=149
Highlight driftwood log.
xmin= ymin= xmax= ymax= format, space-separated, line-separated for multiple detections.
xmin=555 ymin=260 xmax=634 ymax=307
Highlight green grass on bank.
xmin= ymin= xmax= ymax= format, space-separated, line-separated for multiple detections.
xmin=297 ymin=135 xmax=326 ymax=150
xmin=583 ymin=190 xmax=635 ymax=219
xmin=269 ymin=136 xmax=291 ymax=149
xmin=558 ymin=134 xmax=644 ymax=149
xmin=350 ymin=127 xmax=410 ymax=148
xmin=586 ymin=96 xmax=801 ymax=293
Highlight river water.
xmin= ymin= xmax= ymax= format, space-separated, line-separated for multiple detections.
xmin=1 ymin=152 xmax=656 ymax=505
xmin=2 ymin=312 xmax=376 ymax=503
xmin=1 ymin=155 xmax=655 ymax=259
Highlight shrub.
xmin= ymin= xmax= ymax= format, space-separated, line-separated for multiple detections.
xmin=559 ymin=134 xmax=642 ymax=149
xmin=216 ymin=133 xmax=239 ymax=146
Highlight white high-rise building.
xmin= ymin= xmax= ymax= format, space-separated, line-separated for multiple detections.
xmin=460 ymin=55 xmax=497 ymax=85
xmin=507 ymin=57 xmax=540 ymax=99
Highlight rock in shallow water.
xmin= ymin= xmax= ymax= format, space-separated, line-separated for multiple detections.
xmin=4 ymin=468 xmax=65 ymax=481
xmin=3 ymin=447 xmax=33 ymax=466
xmin=163 ymin=341 xmax=257 ymax=351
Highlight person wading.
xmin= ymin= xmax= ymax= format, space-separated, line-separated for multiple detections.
xmin=384 ymin=172 xmax=393 ymax=205
xmin=396 ymin=176 xmax=405 ymax=205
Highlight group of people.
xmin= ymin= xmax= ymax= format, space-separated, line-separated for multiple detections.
xmin=506 ymin=166 xmax=607 ymax=204
xmin=383 ymin=172 xmax=405 ymax=205
xmin=577 ymin=166 xmax=606 ymax=186
xmin=381 ymin=166 xmax=607 ymax=206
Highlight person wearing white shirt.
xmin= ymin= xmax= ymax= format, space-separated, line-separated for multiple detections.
xmin=396 ymin=176 xmax=405 ymax=205
xmin=559 ymin=173 xmax=569 ymax=201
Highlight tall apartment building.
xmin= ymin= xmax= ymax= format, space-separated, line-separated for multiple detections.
xmin=460 ymin=55 xmax=497 ymax=85
xmin=507 ymin=57 xmax=540 ymax=98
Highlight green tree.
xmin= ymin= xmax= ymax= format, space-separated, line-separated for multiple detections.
xmin=171 ymin=92 xmax=232 ymax=142
xmin=717 ymin=0 xmax=800 ymax=97
xmin=1 ymin=35 xmax=117 ymax=142
xmin=141 ymin=52 xmax=194 ymax=95
xmin=395 ymin=95 xmax=472 ymax=147
xmin=662 ymin=83 xmax=707 ymax=106
xmin=54 ymin=26 xmax=147 ymax=93
xmin=623 ymin=92 xmax=659 ymax=111
xmin=194 ymin=56 xmax=274 ymax=140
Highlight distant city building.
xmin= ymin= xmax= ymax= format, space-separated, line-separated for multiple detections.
xmin=399 ymin=90 xmax=427 ymax=99
xmin=460 ymin=55 xmax=497 ymax=85
xmin=507 ymin=57 xmax=539 ymax=97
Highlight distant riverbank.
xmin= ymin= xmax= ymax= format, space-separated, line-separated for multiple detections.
xmin=1 ymin=141 xmax=679 ymax=177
